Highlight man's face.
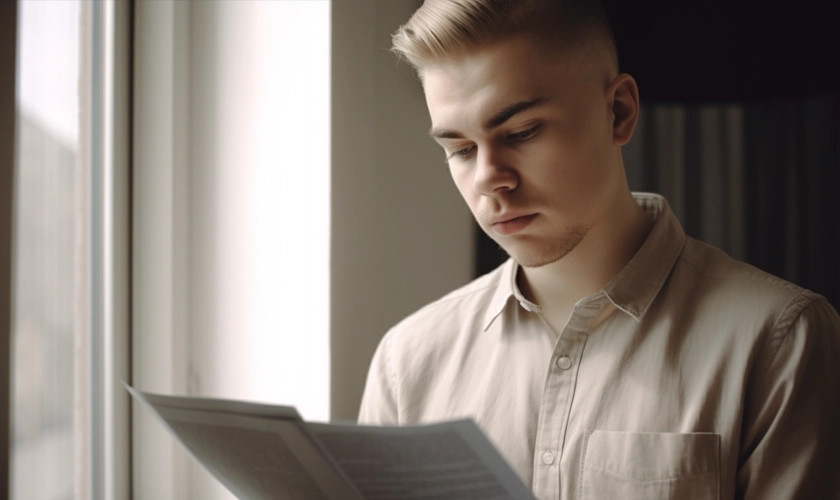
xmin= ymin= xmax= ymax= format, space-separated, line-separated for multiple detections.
xmin=424 ymin=36 xmax=627 ymax=268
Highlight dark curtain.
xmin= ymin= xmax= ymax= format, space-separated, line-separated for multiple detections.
xmin=625 ymin=95 xmax=840 ymax=309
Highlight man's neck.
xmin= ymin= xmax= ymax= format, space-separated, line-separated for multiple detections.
xmin=517 ymin=192 xmax=653 ymax=332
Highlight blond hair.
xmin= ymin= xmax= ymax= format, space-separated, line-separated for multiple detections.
xmin=392 ymin=0 xmax=618 ymax=73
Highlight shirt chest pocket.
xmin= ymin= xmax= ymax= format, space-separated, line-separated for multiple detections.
xmin=580 ymin=430 xmax=720 ymax=500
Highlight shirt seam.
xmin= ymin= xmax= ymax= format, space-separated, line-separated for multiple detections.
xmin=735 ymin=291 xmax=819 ymax=477
xmin=760 ymin=291 xmax=819 ymax=375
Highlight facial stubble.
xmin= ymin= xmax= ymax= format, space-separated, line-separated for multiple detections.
xmin=493 ymin=224 xmax=590 ymax=268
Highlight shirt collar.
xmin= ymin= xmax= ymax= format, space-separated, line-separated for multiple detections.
xmin=602 ymin=193 xmax=685 ymax=322
xmin=482 ymin=193 xmax=685 ymax=331
xmin=482 ymin=258 xmax=518 ymax=331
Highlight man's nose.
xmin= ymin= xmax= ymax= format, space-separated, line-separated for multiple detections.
xmin=472 ymin=147 xmax=518 ymax=196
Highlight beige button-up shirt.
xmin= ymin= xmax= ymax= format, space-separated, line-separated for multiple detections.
xmin=358 ymin=193 xmax=840 ymax=500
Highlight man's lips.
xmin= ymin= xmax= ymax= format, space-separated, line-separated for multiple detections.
xmin=491 ymin=213 xmax=537 ymax=235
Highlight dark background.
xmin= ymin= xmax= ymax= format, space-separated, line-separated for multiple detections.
xmin=605 ymin=1 xmax=838 ymax=103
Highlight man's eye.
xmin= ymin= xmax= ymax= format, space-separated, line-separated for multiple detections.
xmin=508 ymin=124 xmax=541 ymax=141
xmin=447 ymin=145 xmax=476 ymax=161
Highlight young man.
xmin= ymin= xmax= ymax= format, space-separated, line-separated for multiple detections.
xmin=358 ymin=1 xmax=840 ymax=498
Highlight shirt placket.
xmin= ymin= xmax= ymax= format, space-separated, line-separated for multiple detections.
xmin=530 ymin=296 xmax=607 ymax=500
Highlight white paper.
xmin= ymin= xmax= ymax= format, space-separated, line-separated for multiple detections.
xmin=127 ymin=385 xmax=536 ymax=500
xmin=307 ymin=421 xmax=537 ymax=500
xmin=126 ymin=385 xmax=362 ymax=500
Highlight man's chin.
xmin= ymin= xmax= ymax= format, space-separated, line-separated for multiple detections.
xmin=511 ymin=250 xmax=566 ymax=269
xmin=500 ymin=229 xmax=590 ymax=269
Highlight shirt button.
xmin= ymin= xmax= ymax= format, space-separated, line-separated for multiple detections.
xmin=557 ymin=356 xmax=572 ymax=370
xmin=542 ymin=451 xmax=555 ymax=465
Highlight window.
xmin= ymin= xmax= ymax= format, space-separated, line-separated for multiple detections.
xmin=12 ymin=2 xmax=88 ymax=498
xmin=11 ymin=1 xmax=129 ymax=498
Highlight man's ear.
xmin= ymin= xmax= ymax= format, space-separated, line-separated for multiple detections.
xmin=608 ymin=73 xmax=640 ymax=146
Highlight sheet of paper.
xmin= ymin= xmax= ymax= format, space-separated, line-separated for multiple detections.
xmin=127 ymin=385 xmax=363 ymax=500
xmin=306 ymin=420 xmax=537 ymax=500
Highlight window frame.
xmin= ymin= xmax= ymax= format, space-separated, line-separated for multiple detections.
xmin=91 ymin=1 xmax=132 ymax=498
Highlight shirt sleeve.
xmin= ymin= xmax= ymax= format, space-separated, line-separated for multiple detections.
xmin=737 ymin=292 xmax=840 ymax=499
xmin=357 ymin=330 xmax=400 ymax=425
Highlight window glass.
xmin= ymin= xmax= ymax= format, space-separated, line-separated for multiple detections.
xmin=12 ymin=1 xmax=90 ymax=499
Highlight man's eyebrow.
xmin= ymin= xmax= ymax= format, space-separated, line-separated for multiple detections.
xmin=429 ymin=97 xmax=548 ymax=139
xmin=483 ymin=97 xmax=547 ymax=131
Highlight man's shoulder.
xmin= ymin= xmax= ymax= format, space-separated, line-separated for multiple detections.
xmin=679 ymin=237 xmax=798 ymax=291
xmin=673 ymin=236 xmax=829 ymax=324
xmin=383 ymin=260 xmax=509 ymax=350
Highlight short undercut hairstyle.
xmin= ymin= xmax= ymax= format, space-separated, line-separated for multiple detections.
xmin=392 ymin=0 xmax=618 ymax=75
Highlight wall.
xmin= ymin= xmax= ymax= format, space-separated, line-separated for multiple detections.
xmin=330 ymin=0 xmax=475 ymax=421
